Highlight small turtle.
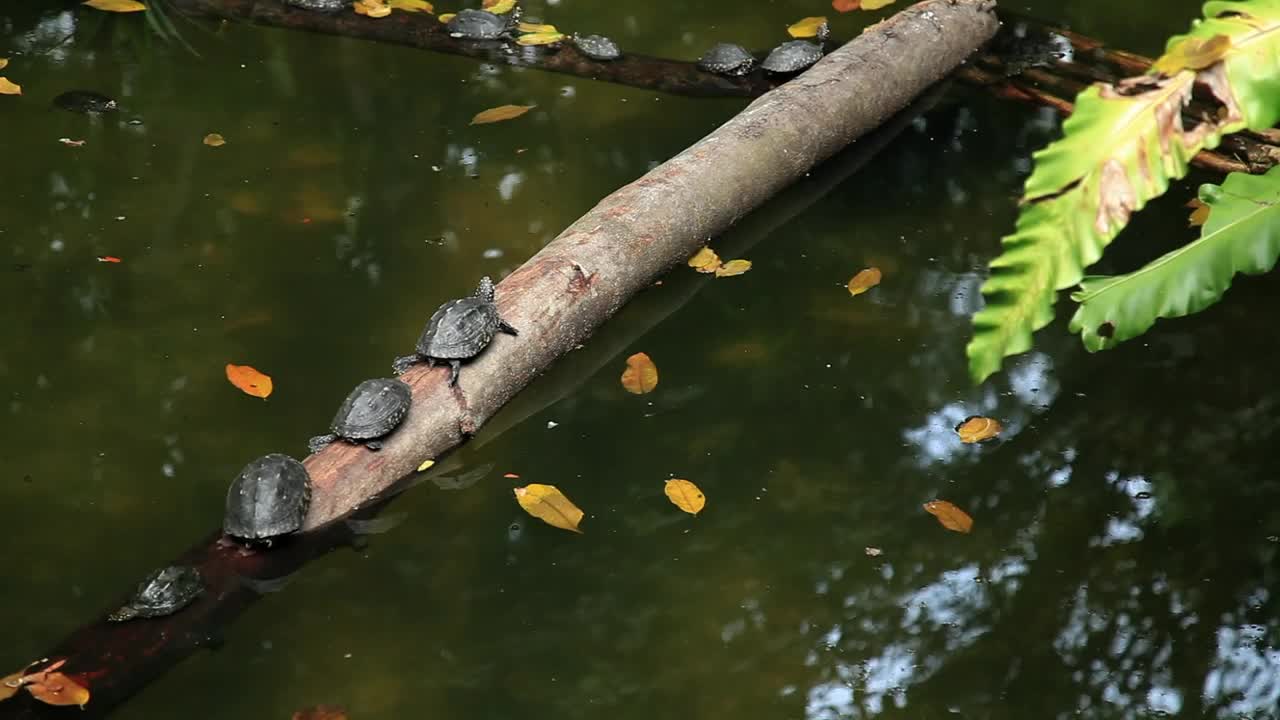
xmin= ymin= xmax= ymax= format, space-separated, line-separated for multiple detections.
xmin=446 ymin=9 xmax=511 ymax=40
xmin=53 ymin=90 xmax=118 ymax=114
xmin=698 ymin=43 xmax=756 ymax=77
xmin=573 ymin=34 xmax=622 ymax=61
xmin=107 ymin=566 xmax=203 ymax=622
xmin=308 ymin=378 xmax=412 ymax=454
xmin=224 ymin=453 xmax=312 ymax=544
xmin=392 ymin=276 xmax=518 ymax=385
xmin=761 ymin=40 xmax=824 ymax=74
xmin=283 ymin=0 xmax=349 ymax=11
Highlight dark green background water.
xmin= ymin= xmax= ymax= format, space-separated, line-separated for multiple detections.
xmin=4 ymin=0 xmax=1278 ymax=718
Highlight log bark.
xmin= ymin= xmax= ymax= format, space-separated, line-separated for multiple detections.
xmin=3 ymin=2 xmax=996 ymax=717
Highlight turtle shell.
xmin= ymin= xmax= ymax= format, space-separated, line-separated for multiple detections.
xmin=761 ymin=40 xmax=824 ymax=74
xmin=446 ymin=9 xmax=509 ymax=39
xmin=108 ymin=565 xmax=203 ymax=622
xmin=53 ymin=90 xmax=118 ymax=114
xmin=698 ymin=43 xmax=756 ymax=76
xmin=224 ymin=453 xmax=312 ymax=540
xmin=330 ymin=378 xmax=412 ymax=441
xmin=283 ymin=0 xmax=349 ymax=11
xmin=574 ymin=34 xmax=622 ymax=61
xmin=415 ymin=281 xmax=501 ymax=360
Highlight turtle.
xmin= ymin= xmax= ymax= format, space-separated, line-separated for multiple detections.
xmin=760 ymin=40 xmax=824 ymax=74
xmin=307 ymin=377 xmax=412 ymax=454
xmin=698 ymin=43 xmax=756 ymax=77
xmin=223 ymin=453 xmax=312 ymax=543
xmin=107 ymin=565 xmax=203 ymax=622
xmin=446 ymin=9 xmax=511 ymax=40
xmin=283 ymin=0 xmax=350 ymax=11
xmin=573 ymin=34 xmax=622 ymax=61
xmin=392 ymin=276 xmax=518 ymax=385
xmin=53 ymin=90 xmax=118 ymax=114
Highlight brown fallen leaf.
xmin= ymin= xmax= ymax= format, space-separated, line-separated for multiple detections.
xmin=0 ymin=78 xmax=21 ymax=96
xmin=788 ymin=16 xmax=828 ymax=38
xmin=847 ymin=267 xmax=882 ymax=296
xmin=688 ymin=246 xmax=722 ymax=273
xmin=620 ymin=352 xmax=658 ymax=394
xmin=24 ymin=672 xmax=90 ymax=708
xmin=83 ymin=0 xmax=147 ymax=11
xmin=292 ymin=705 xmax=349 ymax=720
xmin=923 ymin=499 xmax=973 ymax=534
xmin=955 ymin=415 xmax=1002 ymax=443
xmin=470 ymin=104 xmax=535 ymax=125
xmin=225 ymin=363 xmax=273 ymax=398
xmin=0 ymin=672 xmax=22 ymax=702
xmin=715 ymin=259 xmax=752 ymax=277
xmin=202 ymin=133 xmax=226 ymax=147
xmin=514 ymin=484 xmax=583 ymax=533
xmin=664 ymin=479 xmax=706 ymax=515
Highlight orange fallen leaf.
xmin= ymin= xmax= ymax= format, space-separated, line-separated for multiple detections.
xmin=292 ymin=705 xmax=349 ymax=720
xmin=96 ymin=255 xmax=122 ymax=263
xmin=202 ymin=133 xmax=226 ymax=147
xmin=225 ymin=363 xmax=273 ymax=398
xmin=832 ymin=0 xmax=860 ymax=10
xmin=0 ymin=673 xmax=22 ymax=702
xmin=688 ymin=246 xmax=722 ymax=273
xmin=664 ymin=479 xmax=705 ymax=515
xmin=620 ymin=352 xmax=658 ymax=394
xmin=847 ymin=267 xmax=882 ymax=296
xmin=714 ymin=259 xmax=752 ymax=277
xmin=514 ymin=484 xmax=583 ymax=533
xmin=1187 ymin=198 xmax=1209 ymax=227
xmin=955 ymin=415 xmax=1002 ymax=443
xmin=923 ymin=500 xmax=973 ymax=534
xmin=503 ymin=472 xmax=520 ymax=479
xmin=0 ymin=78 xmax=21 ymax=95
xmin=470 ymin=104 xmax=535 ymax=125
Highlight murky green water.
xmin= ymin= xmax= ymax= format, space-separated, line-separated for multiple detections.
xmin=5 ymin=0 xmax=1279 ymax=718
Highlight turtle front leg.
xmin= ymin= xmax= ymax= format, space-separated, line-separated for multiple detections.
xmin=448 ymin=360 xmax=461 ymax=386
xmin=307 ymin=434 xmax=338 ymax=454
xmin=391 ymin=354 xmax=420 ymax=375
xmin=498 ymin=318 xmax=519 ymax=336
xmin=364 ymin=440 xmax=383 ymax=451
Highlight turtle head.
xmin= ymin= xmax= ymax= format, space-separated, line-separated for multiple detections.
xmin=475 ymin=276 xmax=496 ymax=301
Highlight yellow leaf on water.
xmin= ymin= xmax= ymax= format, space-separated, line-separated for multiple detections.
xmin=0 ymin=78 xmax=21 ymax=95
xmin=353 ymin=0 xmax=391 ymax=16
xmin=688 ymin=246 xmax=722 ymax=273
xmin=517 ymin=22 xmax=557 ymax=33
xmin=955 ymin=415 xmax=1002 ymax=443
xmin=438 ymin=12 xmax=455 ymax=22
xmin=83 ymin=0 xmax=146 ymax=11
xmin=225 ymin=363 xmax=273 ymax=398
xmin=202 ymin=133 xmax=226 ymax=147
xmin=24 ymin=673 xmax=90 ymax=709
xmin=517 ymin=31 xmax=565 ymax=46
xmin=514 ymin=484 xmax=584 ymax=533
xmin=470 ymin=104 xmax=535 ymax=125
xmin=715 ymin=259 xmax=752 ymax=277
xmin=847 ymin=267 xmax=882 ymax=296
xmin=482 ymin=0 xmax=516 ymax=13
xmin=0 ymin=59 xmax=8 ymax=70
xmin=388 ymin=0 xmax=432 ymax=11
xmin=861 ymin=0 xmax=897 ymax=8
xmin=620 ymin=352 xmax=658 ymax=394
xmin=788 ymin=16 xmax=828 ymax=38
xmin=923 ymin=500 xmax=973 ymax=534
xmin=664 ymin=479 xmax=705 ymax=515
xmin=417 ymin=459 xmax=435 ymax=472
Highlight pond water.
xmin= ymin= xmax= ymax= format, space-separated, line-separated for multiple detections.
xmin=4 ymin=0 xmax=1278 ymax=718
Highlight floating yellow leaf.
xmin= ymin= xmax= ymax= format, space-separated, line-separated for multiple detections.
xmin=664 ymin=479 xmax=705 ymax=515
xmin=0 ymin=59 xmax=8 ymax=70
xmin=620 ymin=352 xmax=658 ymax=394
xmin=388 ymin=0 xmax=432 ymax=11
xmin=353 ymin=0 xmax=391 ymax=16
xmin=1152 ymin=34 xmax=1230 ymax=75
xmin=517 ymin=31 xmax=565 ymax=46
xmin=24 ymin=672 xmax=89 ymax=709
xmin=438 ymin=12 xmax=455 ymax=22
xmin=788 ymin=16 xmax=828 ymax=38
xmin=470 ymin=104 xmax=534 ymax=125
xmin=955 ymin=415 xmax=1002 ymax=443
xmin=861 ymin=0 xmax=896 ymax=8
xmin=83 ymin=0 xmax=146 ymax=11
xmin=514 ymin=484 xmax=583 ymax=533
xmin=0 ymin=78 xmax=21 ymax=96
xmin=847 ymin=267 xmax=882 ymax=296
xmin=482 ymin=0 xmax=516 ymax=13
xmin=202 ymin=133 xmax=226 ymax=147
xmin=517 ymin=22 xmax=557 ymax=33
xmin=688 ymin=246 xmax=722 ymax=273
xmin=923 ymin=500 xmax=973 ymax=534
xmin=417 ymin=459 xmax=435 ymax=472
xmin=715 ymin=259 xmax=752 ymax=277
xmin=225 ymin=363 xmax=273 ymax=398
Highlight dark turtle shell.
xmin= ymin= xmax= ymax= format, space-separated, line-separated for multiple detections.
xmin=308 ymin=378 xmax=411 ymax=453
xmin=53 ymin=90 xmax=118 ymax=114
xmin=224 ymin=453 xmax=312 ymax=541
xmin=446 ymin=9 xmax=510 ymax=40
xmin=574 ymin=34 xmax=622 ymax=61
xmin=698 ymin=43 xmax=755 ymax=76
xmin=391 ymin=276 xmax=518 ymax=385
xmin=108 ymin=565 xmax=203 ymax=622
xmin=761 ymin=40 xmax=824 ymax=74
xmin=283 ymin=0 xmax=349 ymax=11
